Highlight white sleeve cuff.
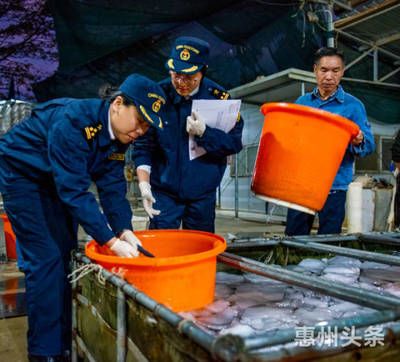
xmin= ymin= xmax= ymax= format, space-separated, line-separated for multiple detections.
xmin=136 ymin=165 xmax=151 ymax=174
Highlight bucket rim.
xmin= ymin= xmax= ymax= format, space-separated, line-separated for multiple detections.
xmin=260 ymin=102 xmax=360 ymax=137
xmin=85 ymin=229 xmax=227 ymax=267
xmin=254 ymin=194 xmax=316 ymax=215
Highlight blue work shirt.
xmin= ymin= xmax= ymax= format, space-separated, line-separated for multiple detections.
xmin=0 ymin=98 xmax=132 ymax=244
xmin=296 ymin=86 xmax=375 ymax=190
xmin=132 ymin=77 xmax=244 ymax=199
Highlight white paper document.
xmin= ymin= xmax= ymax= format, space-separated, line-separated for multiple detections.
xmin=189 ymin=99 xmax=241 ymax=160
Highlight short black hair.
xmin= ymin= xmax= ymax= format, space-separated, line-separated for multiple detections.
xmin=98 ymin=83 xmax=135 ymax=106
xmin=314 ymin=47 xmax=345 ymax=65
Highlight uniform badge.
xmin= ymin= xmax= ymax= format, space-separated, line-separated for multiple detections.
xmin=210 ymin=88 xmax=230 ymax=100
xmin=108 ymin=153 xmax=125 ymax=161
xmin=152 ymin=99 xmax=162 ymax=113
xmin=180 ymin=48 xmax=191 ymax=61
xmin=83 ymin=123 xmax=102 ymax=141
xmin=147 ymin=93 xmax=166 ymax=114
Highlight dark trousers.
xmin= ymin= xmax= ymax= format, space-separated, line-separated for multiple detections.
xmin=1 ymin=173 xmax=77 ymax=356
xmin=149 ymin=190 xmax=216 ymax=232
xmin=285 ymin=190 xmax=347 ymax=236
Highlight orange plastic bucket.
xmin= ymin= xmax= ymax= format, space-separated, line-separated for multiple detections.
xmin=251 ymin=103 xmax=360 ymax=213
xmin=85 ymin=230 xmax=226 ymax=312
xmin=1 ymin=213 xmax=17 ymax=260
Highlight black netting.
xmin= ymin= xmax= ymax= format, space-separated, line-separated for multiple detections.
xmin=34 ymin=1 xmax=323 ymax=100
xmin=30 ymin=0 xmax=399 ymax=125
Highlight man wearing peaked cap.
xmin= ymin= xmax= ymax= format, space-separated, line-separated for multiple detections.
xmin=0 ymin=73 xmax=165 ymax=361
xmin=133 ymin=36 xmax=244 ymax=232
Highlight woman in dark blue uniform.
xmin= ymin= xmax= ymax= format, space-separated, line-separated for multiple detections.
xmin=0 ymin=74 xmax=165 ymax=361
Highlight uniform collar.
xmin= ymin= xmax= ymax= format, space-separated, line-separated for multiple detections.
xmin=108 ymin=108 xmax=116 ymax=140
xmin=171 ymin=83 xmax=201 ymax=104
xmin=98 ymin=101 xmax=114 ymax=147
xmin=188 ymin=86 xmax=200 ymax=97
xmin=312 ymin=85 xmax=345 ymax=103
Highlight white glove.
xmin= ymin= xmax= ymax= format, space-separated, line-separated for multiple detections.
xmin=186 ymin=111 xmax=206 ymax=137
xmin=120 ymin=230 xmax=142 ymax=251
xmin=110 ymin=238 xmax=139 ymax=257
xmin=138 ymin=181 xmax=160 ymax=219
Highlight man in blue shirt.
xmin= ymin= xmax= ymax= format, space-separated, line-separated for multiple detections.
xmin=285 ymin=47 xmax=375 ymax=236
xmin=0 ymin=74 xmax=165 ymax=361
xmin=133 ymin=36 xmax=243 ymax=232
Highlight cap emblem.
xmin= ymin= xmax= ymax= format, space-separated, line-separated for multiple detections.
xmin=180 ymin=48 xmax=191 ymax=61
xmin=152 ymin=99 xmax=162 ymax=113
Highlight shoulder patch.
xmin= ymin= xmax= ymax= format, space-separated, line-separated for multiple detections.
xmin=209 ymin=87 xmax=230 ymax=100
xmin=108 ymin=152 xmax=125 ymax=161
xmin=83 ymin=123 xmax=102 ymax=142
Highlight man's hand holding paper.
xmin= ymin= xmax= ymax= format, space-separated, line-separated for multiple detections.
xmin=186 ymin=111 xmax=206 ymax=137
xmin=188 ymin=99 xmax=241 ymax=160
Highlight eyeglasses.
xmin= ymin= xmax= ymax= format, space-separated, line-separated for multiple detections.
xmin=170 ymin=72 xmax=200 ymax=84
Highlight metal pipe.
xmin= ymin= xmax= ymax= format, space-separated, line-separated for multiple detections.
xmin=344 ymin=48 xmax=373 ymax=71
xmin=218 ymin=252 xmax=400 ymax=310
xmin=326 ymin=4 xmax=335 ymax=47
xmin=116 ymin=287 xmax=126 ymax=362
xmin=229 ymin=234 xmax=358 ymax=245
xmin=358 ymin=233 xmax=400 ymax=246
xmin=227 ymin=238 xmax=279 ymax=246
xmin=293 ymin=234 xmax=358 ymax=243
xmin=71 ymin=260 xmax=78 ymax=362
xmin=281 ymin=239 xmax=400 ymax=266
xmin=244 ymin=309 xmax=400 ymax=350
xmin=229 ymin=232 xmax=400 ymax=245
xmin=71 ymin=300 xmax=78 ymax=362
xmin=230 ymin=237 xmax=280 ymax=244
xmin=234 ymin=153 xmax=239 ymax=218
xmin=373 ymin=48 xmax=379 ymax=81
xmin=364 ymin=231 xmax=400 ymax=239
xmin=73 ymin=253 xmax=244 ymax=362
xmin=379 ymin=66 xmax=400 ymax=82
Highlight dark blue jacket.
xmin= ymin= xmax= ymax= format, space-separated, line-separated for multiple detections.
xmin=132 ymin=77 xmax=243 ymax=199
xmin=0 ymin=98 xmax=132 ymax=244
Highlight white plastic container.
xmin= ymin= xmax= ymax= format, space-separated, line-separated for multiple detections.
xmin=346 ymin=182 xmax=375 ymax=233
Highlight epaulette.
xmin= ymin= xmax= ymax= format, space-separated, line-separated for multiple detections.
xmin=209 ymin=87 xmax=230 ymax=100
xmin=82 ymin=123 xmax=102 ymax=142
